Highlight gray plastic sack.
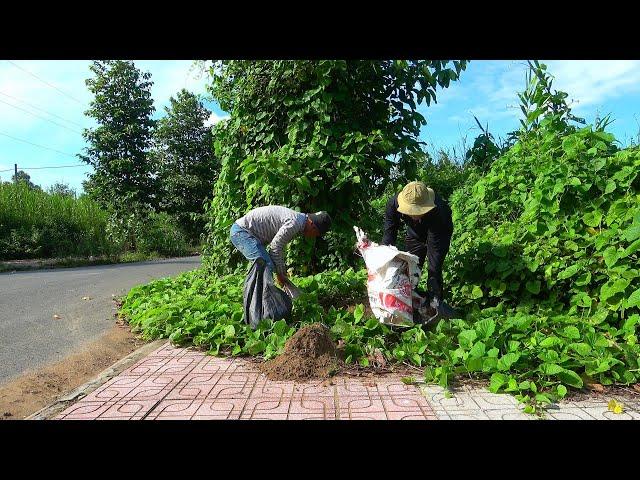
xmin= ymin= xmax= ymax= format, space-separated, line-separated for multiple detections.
xmin=243 ymin=258 xmax=293 ymax=329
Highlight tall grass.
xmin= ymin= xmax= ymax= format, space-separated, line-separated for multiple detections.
xmin=0 ymin=182 xmax=116 ymax=260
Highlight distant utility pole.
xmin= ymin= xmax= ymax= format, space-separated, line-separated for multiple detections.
xmin=14 ymin=163 xmax=17 ymax=184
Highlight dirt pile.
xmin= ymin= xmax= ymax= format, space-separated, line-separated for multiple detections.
xmin=259 ymin=323 xmax=340 ymax=381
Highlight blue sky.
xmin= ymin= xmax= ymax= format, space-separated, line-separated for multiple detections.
xmin=1 ymin=60 xmax=639 ymax=193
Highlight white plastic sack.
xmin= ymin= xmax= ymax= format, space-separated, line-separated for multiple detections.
xmin=354 ymin=226 xmax=422 ymax=326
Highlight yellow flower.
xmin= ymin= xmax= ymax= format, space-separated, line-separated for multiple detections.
xmin=607 ymin=399 xmax=624 ymax=414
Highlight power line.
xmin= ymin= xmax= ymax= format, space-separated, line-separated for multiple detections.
xmin=6 ymin=60 xmax=84 ymax=105
xmin=0 ymin=131 xmax=78 ymax=158
xmin=0 ymin=90 xmax=86 ymax=129
xmin=0 ymin=98 xmax=83 ymax=135
xmin=21 ymin=164 xmax=87 ymax=170
xmin=0 ymin=164 xmax=87 ymax=173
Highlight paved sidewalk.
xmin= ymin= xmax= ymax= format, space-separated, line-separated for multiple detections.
xmin=54 ymin=342 xmax=640 ymax=420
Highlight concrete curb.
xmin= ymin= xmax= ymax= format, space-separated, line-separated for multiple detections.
xmin=26 ymin=339 xmax=167 ymax=420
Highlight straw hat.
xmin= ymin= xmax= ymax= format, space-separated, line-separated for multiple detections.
xmin=397 ymin=181 xmax=436 ymax=216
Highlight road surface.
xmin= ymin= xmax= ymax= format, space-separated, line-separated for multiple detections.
xmin=0 ymin=256 xmax=201 ymax=384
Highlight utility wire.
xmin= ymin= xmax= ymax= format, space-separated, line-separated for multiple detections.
xmin=0 ymin=90 xmax=86 ymax=129
xmin=0 ymin=98 xmax=83 ymax=135
xmin=6 ymin=60 xmax=85 ymax=105
xmin=0 ymin=164 xmax=86 ymax=173
xmin=20 ymin=164 xmax=86 ymax=170
xmin=0 ymin=131 xmax=78 ymax=158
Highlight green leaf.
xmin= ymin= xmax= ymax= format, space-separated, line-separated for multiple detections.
xmin=471 ymin=285 xmax=484 ymax=299
xmin=557 ymin=384 xmax=567 ymax=398
xmin=469 ymin=341 xmax=486 ymax=358
xmin=353 ymin=304 xmax=365 ymax=322
xmin=541 ymin=363 xmax=564 ymax=375
xmin=622 ymin=239 xmax=640 ymax=258
xmin=458 ymin=329 xmax=478 ymax=349
xmin=525 ymin=280 xmax=541 ymax=295
xmin=568 ymin=342 xmax=592 ymax=356
xmin=497 ymin=352 xmax=520 ymax=371
xmin=600 ymin=278 xmax=631 ymax=302
xmin=540 ymin=336 xmax=562 ymax=348
xmin=583 ymin=211 xmax=602 ymax=227
xmin=475 ymin=319 xmax=496 ymax=340
xmin=603 ymin=246 xmax=619 ymax=268
xmin=622 ymin=222 xmax=640 ymax=242
xmin=224 ymin=325 xmax=236 ymax=338
xmin=557 ymin=264 xmax=580 ymax=280
xmin=489 ymin=373 xmax=507 ymax=393
xmin=626 ymin=288 xmax=640 ymax=309
xmin=604 ymin=180 xmax=616 ymax=194
xmin=557 ymin=369 xmax=583 ymax=388
xmin=562 ymin=326 xmax=580 ymax=339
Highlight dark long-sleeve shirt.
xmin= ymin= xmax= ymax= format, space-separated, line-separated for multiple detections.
xmin=381 ymin=193 xmax=454 ymax=299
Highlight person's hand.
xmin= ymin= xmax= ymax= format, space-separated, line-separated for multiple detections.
xmin=276 ymin=273 xmax=288 ymax=287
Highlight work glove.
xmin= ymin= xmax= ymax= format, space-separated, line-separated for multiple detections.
xmin=430 ymin=297 xmax=459 ymax=319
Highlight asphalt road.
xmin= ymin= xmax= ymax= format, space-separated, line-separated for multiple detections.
xmin=0 ymin=256 xmax=202 ymax=384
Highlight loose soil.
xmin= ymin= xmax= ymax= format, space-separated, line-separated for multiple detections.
xmin=259 ymin=323 xmax=341 ymax=381
xmin=0 ymin=322 xmax=145 ymax=420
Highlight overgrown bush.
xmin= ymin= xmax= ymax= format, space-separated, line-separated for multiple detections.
xmin=202 ymin=60 xmax=468 ymax=275
xmin=0 ymin=182 xmax=116 ymax=259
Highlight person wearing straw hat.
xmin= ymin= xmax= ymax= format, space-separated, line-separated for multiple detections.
xmin=381 ymin=181 xmax=455 ymax=319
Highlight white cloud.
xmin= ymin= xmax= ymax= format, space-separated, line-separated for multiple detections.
xmin=204 ymin=111 xmax=230 ymax=127
xmin=542 ymin=60 xmax=640 ymax=112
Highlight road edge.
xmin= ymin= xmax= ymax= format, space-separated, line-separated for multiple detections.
xmin=26 ymin=339 xmax=168 ymax=420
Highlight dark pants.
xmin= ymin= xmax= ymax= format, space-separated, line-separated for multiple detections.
xmin=405 ymin=234 xmax=450 ymax=301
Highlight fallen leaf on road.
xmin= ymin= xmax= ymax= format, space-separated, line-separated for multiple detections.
xmin=53 ymin=314 xmax=61 ymax=319
xmin=608 ymin=399 xmax=624 ymax=414
xmin=633 ymin=384 xmax=640 ymax=394
xmin=587 ymin=382 xmax=605 ymax=393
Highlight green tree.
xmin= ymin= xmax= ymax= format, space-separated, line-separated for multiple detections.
xmin=48 ymin=182 xmax=76 ymax=198
xmin=154 ymin=89 xmax=218 ymax=242
xmin=79 ymin=60 xmax=156 ymax=214
xmin=12 ymin=170 xmax=41 ymax=190
xmin=417 ymin=149 xmax=470 ymax=201
xmin=203 ymin=60 xmax=468 ymax=274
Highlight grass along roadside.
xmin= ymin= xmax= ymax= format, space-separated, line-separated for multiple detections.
xmin=0 ymin=250 xmax=201 ymax=273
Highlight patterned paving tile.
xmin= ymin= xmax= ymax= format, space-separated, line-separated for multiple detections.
xmin=192 ymin=398 xmax=245 ymax=419
xmin=165 ymin=372 xmax=224 ymax=400
xmin=189 ymin=356 xmax=232 ymax=376
xmin=154 ymin=355 xmax=201 ymax=376
xmin=81 ymin=375 xmax=147 ymax=402
xmin=97 ymin=398 xmax=160 ymax=419
xmin=289 ymin=394 xmax=335 ymax=419
xmin=338 ymin=411 xmax=388 ymax=420
xmin=338 ymin=395 xmax=386 ymax=418
xmin=420 ymin=385 xmax=481 ymax=411
xmin=572 ymin=406 xmax=640 ymax=420
xmin=240 ymin=396 xmax=292 ymax=419
xmin=377 ymin=380 xmax=424 ymax=397
xmin=253 ymin=378 xmax=296 ymax=398
xmin=544 ymin=408 xmax=598 ymax=420
xmin=55 ymin=342 xmax=638 ymax=421
xmin=144 ymin=399 xmax=204 ymax=420
xmin=483 ymin=410 xmax=534 ymax=420
xmin=57 ymin=401 xmax=116 ymax=420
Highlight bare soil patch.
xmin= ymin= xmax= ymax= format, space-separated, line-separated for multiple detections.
xmin=0 ymin=322 xmax=145 ymax=420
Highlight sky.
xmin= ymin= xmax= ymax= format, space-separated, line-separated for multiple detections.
xmin=1 ymin=60 xmax=639 ymax=193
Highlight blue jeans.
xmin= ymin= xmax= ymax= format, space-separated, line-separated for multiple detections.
xmin=230 ymin=223 xmax=276 ymax=274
